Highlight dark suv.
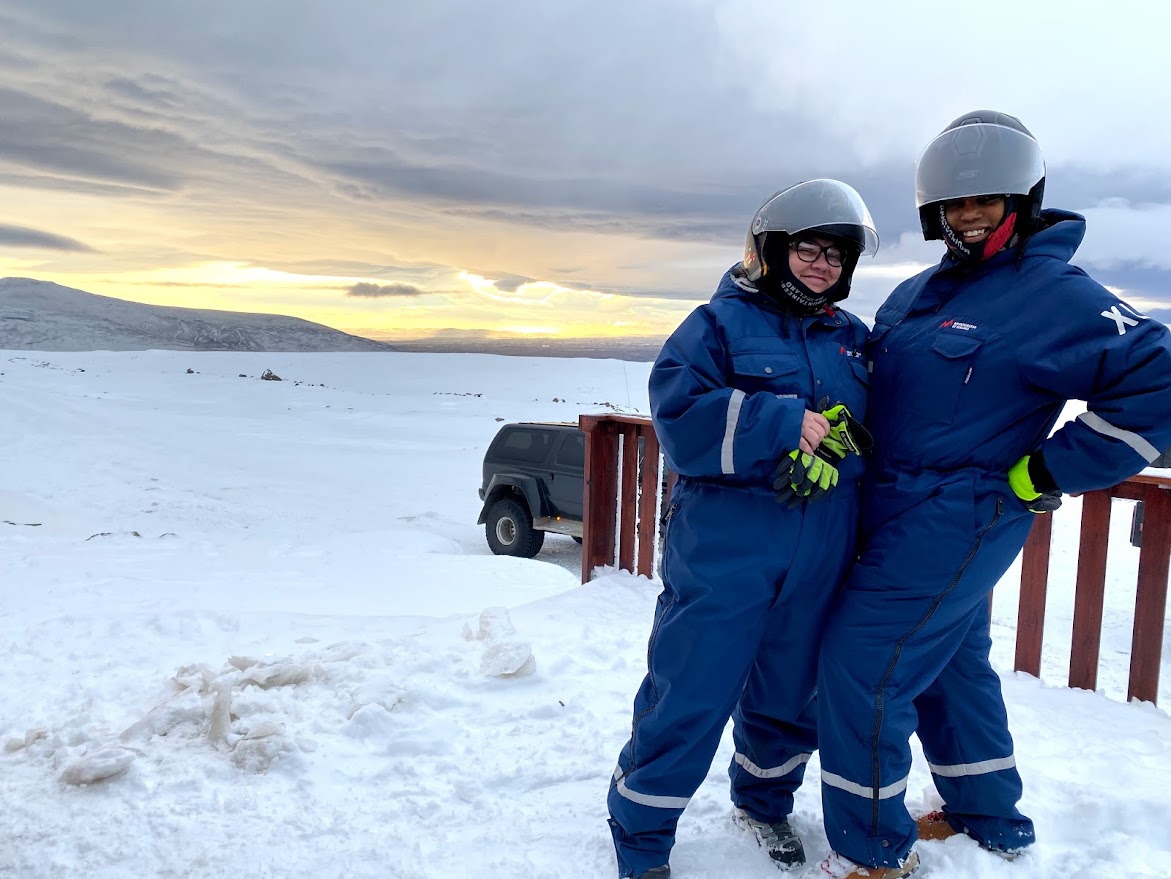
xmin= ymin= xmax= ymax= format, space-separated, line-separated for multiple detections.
xmin=478 ymin=422 xmax=585 ymax=557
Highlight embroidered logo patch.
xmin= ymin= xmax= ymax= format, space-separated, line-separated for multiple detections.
xmin=939 ymin=319 xmax=978 ymax=331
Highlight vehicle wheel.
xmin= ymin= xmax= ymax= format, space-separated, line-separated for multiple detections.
xmin=485 ymin=498 xmax=545 ymax=558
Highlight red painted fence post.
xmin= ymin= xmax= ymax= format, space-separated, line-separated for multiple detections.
xmin=1129 ymin=484 xmax=1171 ymax=703
xmin=1015 ymin=475 xmax=1171 ymax=706
xmin=579 ymin=414 xmax=665 ymax=584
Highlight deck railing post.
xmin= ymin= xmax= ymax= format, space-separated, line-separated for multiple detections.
xmin=579 ymin=414 xmax=618 ymax=583
xmin=1015 ymin=513 xmax=1052 ymax=678
xmin=1015 ymin=474 xmax=1171 ymax=706
xmin=637 ymin=430 xmax=662 ymax=578
xmin=579 ymin=413 xmax=664 ymax=584
xmin=1069 ymin=490 xmax=1112 ymax=692
xmin=1129 ymin=484 xmax=1171 ymax=703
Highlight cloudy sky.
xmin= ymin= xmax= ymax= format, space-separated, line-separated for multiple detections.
xmin=2 ymin=0 xmax=1170 ymax=341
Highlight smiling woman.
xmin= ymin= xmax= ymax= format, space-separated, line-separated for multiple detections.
xmin=942 ymin=196 xmax=1007 ymax=246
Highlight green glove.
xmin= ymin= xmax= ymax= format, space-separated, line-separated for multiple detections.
xmin=773 ymin=450 xmax=839 ymax=507
xmin=818 ymin=404 xmax=874 ymax=461
xmin=1008 ymin=455 xmax=1062 ymax=513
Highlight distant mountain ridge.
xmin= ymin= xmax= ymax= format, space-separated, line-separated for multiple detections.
xmin=0 ymin=278 xmax=395 ymax=352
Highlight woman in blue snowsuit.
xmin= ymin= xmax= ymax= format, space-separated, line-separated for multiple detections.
xmin=607 ymin=180 xmax=879 ymax=879
xmin=809 ymin=112 xmax=1171 ymax=879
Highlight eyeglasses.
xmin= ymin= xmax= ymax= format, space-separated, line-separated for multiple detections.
xmin=790 ymin=240 xmax=845 ymax=268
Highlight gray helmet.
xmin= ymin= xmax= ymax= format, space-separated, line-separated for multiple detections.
xmin=915 ymin=111 xmax=1046 ymax=240
xmin=742 ymin=179 xmax=879 ymax=282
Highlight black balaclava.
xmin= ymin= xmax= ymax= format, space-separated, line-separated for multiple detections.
xmin=938 ymin=195 xmax=1026 ymax=262
xmin=758 ymin=232 xmax=859 ymax=312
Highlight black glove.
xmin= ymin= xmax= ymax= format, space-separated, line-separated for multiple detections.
xmin=1008 ymin=452 xmax=1062 ymax=513
xmin=773 ymin=450 xmax=839 ymax=507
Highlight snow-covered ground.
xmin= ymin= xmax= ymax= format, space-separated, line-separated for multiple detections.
xmin=1 ymin=350 xmax=1168 ymax=879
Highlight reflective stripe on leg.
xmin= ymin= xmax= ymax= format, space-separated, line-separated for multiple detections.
xmin=613 ymin=766 xmax=691 ymax=810
xmin=927 ymin=755 xmax=1016 ymax=778
xmin=821 ymin=770 xmax=909 ymax=800
xmin=732 ymin=751 xmax=811 ymax=779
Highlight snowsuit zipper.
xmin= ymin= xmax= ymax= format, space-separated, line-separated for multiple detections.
xmin=868 ymin=495 xmax=1005 ymax=832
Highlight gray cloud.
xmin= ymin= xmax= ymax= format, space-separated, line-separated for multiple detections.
xmin=0 ymin=86 xmax=189 ymax=190
xmin=0 ymin=223 xmax=94 ymax=251
xmin=269 ymin=259 xmax=450 ymax=280
xmin=491 ymin=275 xmax=532 ymax=293
xmin=1145 ymin=309 xmax=1171 ymax=326
xmin=1085 ymin=263 xmax=1171 ymax=306
xmin=0 ymin=171 xmax=167 ymax=199
xmin=1051 ymin=168 xmax=1171 ymax=210
xmin=347 ymin=282 xmax=427 ymax=298
xmin=104 ymin=75 xmax=184 ymax=114
xmin=2 ymin=0 xmax=1171 ymax=314
xmin=0 ymin=1 xmax=844 ymax=224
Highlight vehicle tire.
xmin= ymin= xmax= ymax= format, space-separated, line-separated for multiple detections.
xmin=572 ymin=536 xmax=583 ymax=545
xmin=485 ymin=498 xmax=545 ymax=558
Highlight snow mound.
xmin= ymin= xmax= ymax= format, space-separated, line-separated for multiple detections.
xmin=465 ymin=606 xmax=536 ymax=677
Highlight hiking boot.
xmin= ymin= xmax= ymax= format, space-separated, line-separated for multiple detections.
xmin=802 ymin=849 xmax=919 ymax=879
xmin=734 ymin=808 xmax=806 ymax=868
xmin=633 ymin=868 xmax=670 ymax=879
xmin=916 ymin=810 xmax=958 ymax=842
xmin=916 ymin=810 xmax=1024 ymax=861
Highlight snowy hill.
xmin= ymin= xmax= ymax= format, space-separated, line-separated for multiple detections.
xmin=0 ymin=277 xmax=394 ymax=352
xmin=0 ymin=350 xmax=1168 ymax=879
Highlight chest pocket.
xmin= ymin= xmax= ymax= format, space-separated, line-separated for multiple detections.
xmin=729 ymin=348 xmax=804 ymax=399
xmin=838 ymin=354 xmax=870 ymax=419
xmin=900 ymin=331 xmax=986 ymax=425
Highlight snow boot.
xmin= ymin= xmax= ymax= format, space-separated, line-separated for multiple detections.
xmin=633 ymin=868 xmax=670 ymax=879
xmin=802 ymin=850 xmax=919 ymax=878
xmin=916 ymin=810 xmax=1024 ymax=861
xmin=915 ymin=810 xmax=957 ymax=842
xmin=734 ymin=808 xmax=806 ymax=868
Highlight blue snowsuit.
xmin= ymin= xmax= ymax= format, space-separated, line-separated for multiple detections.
xmin=607 ymin=267 xmax=870 ymax=877
xmin=817 ymin=211 xmax=1171 ymax=867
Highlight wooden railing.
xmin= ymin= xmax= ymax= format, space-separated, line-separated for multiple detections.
xmin=580 ymin=412 xmax=1170 ymax=706
xmin=1016 ymin=473 xmax=1171 ymax=705
xmin=578 ymin=413 xmax=669 ymax=584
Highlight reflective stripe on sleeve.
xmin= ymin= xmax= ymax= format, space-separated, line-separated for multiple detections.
xmin=612 ymin=766 xmax=691 ymax=810
xmin=821 ymin=770 xmax=908 ymax=800
xmin=927 ymin=755 xmax=1016 ymax=778
xmin=721 ymin=390 xmax=746 ymax=475
xmin=1078 ymin=412 xmax=1161 ymax=462
xmin=732 ymin=751 xmax=811 ymax=780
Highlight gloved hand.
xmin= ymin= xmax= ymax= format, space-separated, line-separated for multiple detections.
xmin=774 ymin=450 xmax=839 ymax=507
xmin=1008 ymin=454 xmax=1062 ymax=513
xmin=817 ymin=404 xmax=874 ymax=461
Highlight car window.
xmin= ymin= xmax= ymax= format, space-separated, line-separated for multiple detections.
xmin=555 ymin=433 xmax=584 ymax=469
xmin=498 ymin=428 xmax=554 ymax=463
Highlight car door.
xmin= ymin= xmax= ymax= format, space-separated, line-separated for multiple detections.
xmin=547 ymin=430 xmax=585 ymax=520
